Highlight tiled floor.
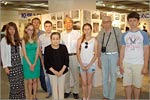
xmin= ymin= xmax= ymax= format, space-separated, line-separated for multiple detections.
xmin=0 ymin=68 xmax=149 ymax=100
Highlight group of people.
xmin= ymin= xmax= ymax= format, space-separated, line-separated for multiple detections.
xmin=0 ymin=11 xmax=149 ymax=100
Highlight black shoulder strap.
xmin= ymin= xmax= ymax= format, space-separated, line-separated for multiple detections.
xmin=101 ymin=32 xmax=105 ymax=47
xmin=102 ymin=32 xmax=111 ymax=47
xmin=113 ymin=27 xmax=120 ymax=55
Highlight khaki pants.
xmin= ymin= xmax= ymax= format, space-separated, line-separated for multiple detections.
xmin=49 ymin=74 xmax=66 ymax=100
xmin=64 ymin=55 xmax=79 ymax=93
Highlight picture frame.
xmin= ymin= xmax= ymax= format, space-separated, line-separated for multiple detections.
xmin=121 ymin=14 xmax=125 ymax=22
xmin=57 ymin=13 xmax=63 ymax=20
xmin=83 ymin=10 xmax=91 ymax=24
xmin=100 ymin=12 xmax=107 ymax=19
xmin=93 ymin=22 xmax=99 ymax=33
xmin=57 ymin=21 xmax=63 ymax=28
xmin=92 ymin=11 xmax=99 ymax=19
xmin=51 ymin=13 xmax=56 ymax=20
xmin=71 ymin=10 xmax=80 ymax=19
xmin=73 ymin=20 xmax=80 ymax=30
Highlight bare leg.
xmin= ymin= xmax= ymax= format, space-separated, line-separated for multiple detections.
xmin=80 ymin=71 xmax=87 ymax=100
xmin=133 ymin=86 xmax=141 ymax=100
xmin=125 ymin=85 xmax=132 ymax=100
xmin=87 ymin=72 xmax=94 ymax=100
xmin=27 ymin=79 xmax=33 ymax=100
xmin=33 ymin=78 xmax=38 ymax=99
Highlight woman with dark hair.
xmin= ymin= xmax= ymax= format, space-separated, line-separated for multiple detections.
xmin=77 ymin=23 xmax=98 ymax=100
xmin=0 ymin=24 xmax=7 ymax=40
xmin=44 ymin=32 xmax=69 ymax=100
xmin=0 ymin=22 xmax=26 ymax=99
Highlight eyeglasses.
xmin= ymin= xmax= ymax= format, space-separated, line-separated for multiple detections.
xmin=85 ymin=42 xmax=88 ymax=49
xmin=27 ymin=29 xmax=34 ymax=31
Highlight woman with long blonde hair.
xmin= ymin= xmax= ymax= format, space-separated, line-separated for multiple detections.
xmin=22 ymin=23 xmax=40 ymax=100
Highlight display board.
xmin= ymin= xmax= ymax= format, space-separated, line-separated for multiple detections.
xmin=27 ymin=9 xmax=127 ymax=37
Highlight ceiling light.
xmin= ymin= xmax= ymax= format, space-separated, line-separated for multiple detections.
xmin=103 ymin=4 xmax=105 ymax=7
xmin=4 ymin=1 xmax=7 ymax=5
xmin=112 ymin=5 xmax=115 ymax=8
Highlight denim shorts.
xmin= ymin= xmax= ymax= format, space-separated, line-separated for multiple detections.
xmin=78 ymin=63 xmax=96 ymax=73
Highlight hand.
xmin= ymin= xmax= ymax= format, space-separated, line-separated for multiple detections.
xmin=141 ymin=67 xmax=148 ymax=75
xmin=54 ymin=71 xmax=59 ymax=76
xmin=58 ymin=71 xmax=63 ymax=77
xmin=5 ymin=68 xmax=10 ymax=75
xmin=81 ymin=66 xmax=87 ymax=71
xmin=30 ymin=64 xmax=35 ymax=71
xmin=86 ymin=65 xmax=90 ymax=70
xmin=119 ymin=66 xmax=124 ymax=74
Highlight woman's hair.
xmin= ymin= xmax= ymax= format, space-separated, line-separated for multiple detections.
xmin=1 ymin=24 xmax=7 ymax=32
xmin=81 ymin=23 xmax=92 ymax=44
xmin=50 ymin=32 xmax=61 ymax=39
xmin=23 ymin=23 xmax=37 ymax=44
xmin=5 ymin=22 xmax=20 ymax=46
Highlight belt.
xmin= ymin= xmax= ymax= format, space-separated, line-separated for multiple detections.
xmin=105 ymin=52 xmax=118 ymax=55
xmin=69 ymin=53 xmax=76 ymax=56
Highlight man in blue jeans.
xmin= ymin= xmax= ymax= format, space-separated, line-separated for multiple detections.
xmin=32 ymin=17 xmax=47 ymax=92
xmin=97 ymin=16 xmax=122 ymax=100
xmin=39 ymin=20 xmax=53 ymax=98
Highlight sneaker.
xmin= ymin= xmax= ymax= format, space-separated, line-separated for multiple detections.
xmin=64 ymin=92 xmax=71 ymax=98
xmin=73 ymin=93 xmax=79 ymax=99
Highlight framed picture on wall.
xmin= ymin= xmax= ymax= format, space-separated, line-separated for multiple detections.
xmin=53 ymin=23 xmax=56 ymax=30
xmin=73 ymin=20 xmax=80 ymax=30
xmin=57 ymin=21 xmax=63 ymax=28
xmin=83 ymin=10 xmax=91 ymax=24
xmin=92 ymin=11 xmax=99 ymax=19
xmin=93 ymin=22 xmax=99 ymax=33
xmin=57 ymin=13 xmax=63 ymax=20
xmin=57 ymin=30 xmax=63 ymax=33
xmin=115 ymin=13 xmax=120 ymax=20
xmin=64 ymin=11 xmax=70 ymax=18
xmin=51 ymin=13 xmax=56 ymax=20
xmin=120 ymin=24 xmax=125 ymax=31
xmin=100 ymin=12 xmax=107 ymax=19
xmin=71 ymin=10 xmax=80 ymax=19
xmin=121 ymin=14 xmax=126 ymax=22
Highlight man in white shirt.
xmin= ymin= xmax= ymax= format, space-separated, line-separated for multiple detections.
xmin=39 ymin=20 xmax=53 ymax=98
xmin=61 ymin=17 xmax=81 ymax=99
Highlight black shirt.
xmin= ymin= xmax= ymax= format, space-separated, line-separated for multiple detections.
xmin=44 ymin=44 xmax=69 ymax=75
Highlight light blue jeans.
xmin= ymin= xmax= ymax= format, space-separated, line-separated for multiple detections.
xmin=42 ymin=55 xmax=52 ymax=94
xmin=101 ymin=53 xmax=118 ymax=99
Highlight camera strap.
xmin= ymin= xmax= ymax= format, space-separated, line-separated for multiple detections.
xmin=113 ymin=27 xmax=120 ymax=55
xmin=102 ymin=32 xmax=112 ymax=48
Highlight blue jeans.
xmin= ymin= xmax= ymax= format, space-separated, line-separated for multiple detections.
xmin=101 ymin=53 xmax=118 ymax=99
xmin=42 ymin=55 xmax=52 ymax=94
xmin=43 ymin=67 xmax=52 ymax=94
xmin=39 ymin=65 xmax=47 ymax=92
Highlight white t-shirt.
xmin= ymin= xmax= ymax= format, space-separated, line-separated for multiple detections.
xmin=39 ymin=33 xmax=51 ymax=54
xmin=121 ymin=30 xmax=149 ymax=64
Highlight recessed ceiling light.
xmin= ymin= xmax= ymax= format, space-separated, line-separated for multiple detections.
xmin=4 ymin=1 xmax=7 ymax=5
xmin=112 ymin=5 xmax=115 ymax=8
